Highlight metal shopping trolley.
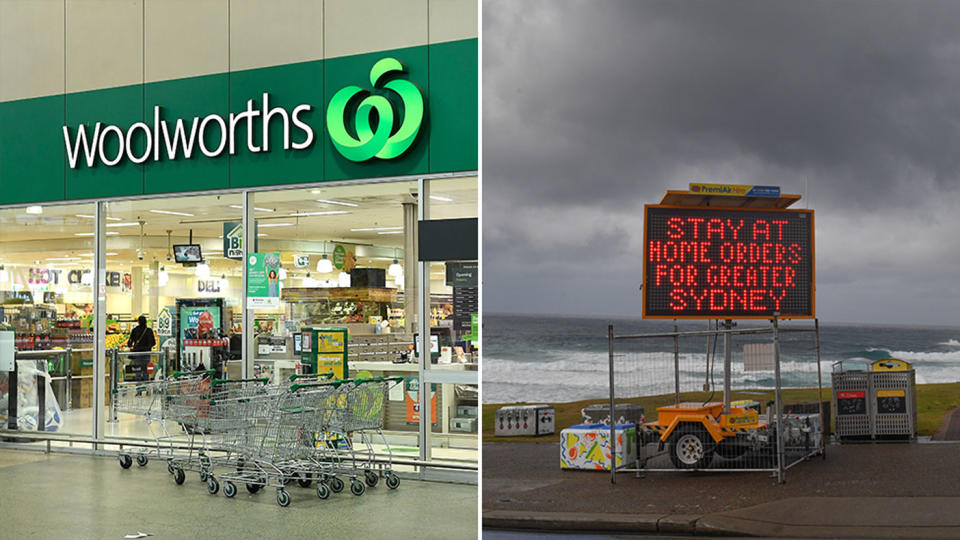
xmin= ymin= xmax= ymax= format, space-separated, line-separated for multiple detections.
xmin=317 ymin=376 xmax=405 ymax=493
xmin=112 ymin=379 xmax=168 ymax=469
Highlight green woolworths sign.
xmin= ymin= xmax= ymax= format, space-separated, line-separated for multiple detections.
xmin=0 ymin=38 xmax=477 ymax=205
xmin=62 ymin=58 xmax=423 ymax=169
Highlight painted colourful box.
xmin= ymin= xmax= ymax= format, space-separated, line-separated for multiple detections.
xmin=560 ymin=423 xmax=636 ymax=471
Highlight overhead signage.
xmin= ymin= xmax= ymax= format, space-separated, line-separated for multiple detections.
xmin=156 ymin=307 xmax=173 ymax=337
xmin=293 ymin=254 xmax=310 ymax=268
xmin=247 ymin=253 xmax=281 ymax=309
xmin=643 ymin=206 xmax=814 ymax=319
xmin=63 ymin=58 xmax=423 ymax=169
xmin=224 ymin=222 xmax=244 ymax=260
xmin=197 ymin=279 xmax=222 ymax=294
xmin=688 ymin=183 xmax=780 ymax=198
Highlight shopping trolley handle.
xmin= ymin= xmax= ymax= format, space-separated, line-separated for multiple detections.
xmin=171 ymin=369 xmax=216 ymax=379
xmin=353 ymin=376 xmax=403 ymax=385
xmin=211 ymin=377 xmax=270 ymax=387
xmin=288 ymin=372 xmax=335 ymax=382
xmin=290 ymin=378 xmax=355 ymax=392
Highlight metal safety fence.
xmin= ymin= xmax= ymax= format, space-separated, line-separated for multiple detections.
xmin=606 ymin=317 xmax=826 ymax=483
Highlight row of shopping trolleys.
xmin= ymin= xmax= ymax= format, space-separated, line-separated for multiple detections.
xmin=111 ymin=370 xmax=405 ymax=507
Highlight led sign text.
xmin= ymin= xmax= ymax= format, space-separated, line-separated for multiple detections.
xmin=643 ymin=207 xmax=814 ymax=319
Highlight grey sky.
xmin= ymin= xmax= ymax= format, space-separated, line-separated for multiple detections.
xmin=483 ymin=0 xmax=960 ymax=325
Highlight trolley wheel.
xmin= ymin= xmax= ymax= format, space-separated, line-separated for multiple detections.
xmin=200 ymin=471 xmax=209 ymax=482
xmin=119 ymin=454 xmax=133 ymax=469
xmin=386 ymin=474 xmax=400 ymax=490
xmin=223 ymin=481 xmax=237 ymax=498
xmin=235 ymin=458 xmax=245 ymax=472
xmin=669 ymin=425 xmax=716 ymax=469
xmin=167 ymin=461 xmax=174 ymax=474
xmin=316 ymin=482 xmax=330 ymax=500
xmin=277 ymin=489 xmax=291 ymax=507
xmin=200 ymin=453 xmax=211 ymax=467
xmin=365 ymin=470 xmax=379 ymax=487
xmin=136 ymin=455 xmax=149 ymax=467
xmin=350 ymin=479 xmax=365 ymax=497
xmin=297 ymin=475 xmax=313 ymax=489
xmin=246 ymin=483 xmax=262 ymax=494
xmin=173 ymin=468 xmax=186 ymax=485
xmin=329 ymin=476 xmax=344 ymax=493
xmin=207 ymin=477 xmax=220 ymax=495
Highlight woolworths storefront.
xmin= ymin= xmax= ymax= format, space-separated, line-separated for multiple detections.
xmin=0 ymin=0 xmax=478 ymax=481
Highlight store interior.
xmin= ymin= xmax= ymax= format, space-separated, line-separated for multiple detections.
xmin=0 ymin=177 xmax=478 ymax=464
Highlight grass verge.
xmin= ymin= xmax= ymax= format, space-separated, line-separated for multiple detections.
xmin=482 ymin=381 xmax=960 ymax=443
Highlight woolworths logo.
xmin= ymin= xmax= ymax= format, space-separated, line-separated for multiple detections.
xmin=326 ymin=57 xmax=424 ymax=162
xmin=61 ymin=57 xmax=422 ymax=168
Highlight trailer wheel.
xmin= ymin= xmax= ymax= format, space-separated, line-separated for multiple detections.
xmin=669 ymin=425 xmax=715 ymax=469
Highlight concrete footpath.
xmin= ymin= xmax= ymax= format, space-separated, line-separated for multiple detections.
xmin=483 ymin=441 xmax=960 ymax=537
xmin=0 ymin=449 xmax=477 ymax=539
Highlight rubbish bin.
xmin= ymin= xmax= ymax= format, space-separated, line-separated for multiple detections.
xmin=832 ymin=361 xmax=871 ymax=440
xmin=870 ymin=359 xmax=916 ymax=439
xmin=832 ymin=358 xmax=916 ymax=441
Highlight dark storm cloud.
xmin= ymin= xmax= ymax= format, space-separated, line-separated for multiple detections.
xmin=483 ymin=0 xmax=960 ymax=324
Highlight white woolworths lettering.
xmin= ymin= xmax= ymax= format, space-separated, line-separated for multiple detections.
xmin=61 ymin=92 xmax=315 ymax=169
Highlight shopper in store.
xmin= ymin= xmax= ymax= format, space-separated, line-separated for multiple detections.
xmin=126 ymin=315 xmax=156 ymax=381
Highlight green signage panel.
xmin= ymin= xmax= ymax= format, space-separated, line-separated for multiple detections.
xmin=0 ymin=39 xmax=476 ymax=206
xmin=247 ymin=253 xmax=281 ymax=308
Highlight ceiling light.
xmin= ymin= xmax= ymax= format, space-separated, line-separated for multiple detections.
xmin=316 ymin=199 xmax=358 ymax=207
xmin=257 ymin=233 xmax=268 ymax=237
xmin=195 ymin=262 xmax=211 ymax=279
xmin=317 ymin=255 xmax=333 ymax=273
xmin=25 ymin=206 xmax=43 ymax=215
xmin=228 ymin=205 xmax=274 ymax=212
xmin=258 ymin=222 xmax=294 ymax=228
xmin=429 ymin=195 xmax=453 ymax=202
xmin=106 ymin=222 xmax=141 ymax=228
xmin=377 ymin=231 xmax=404 ymax=235
xmin=338 ymin=272 xmax=351 ymax=287
xmin=46 ymin=257 xmax=81 ymax=261
xmin=158 ymin=267 xmax=169 ymax=286
xmin=75 ymin=232 xmax=119 ymax=236
xmin=149 ymin=209 xmax=194 ymax=217
xmin=350 ymin=226 xmax=402 ymax=232
xmin=388 ymin=260 xmax=403 ymax=278
xmin=288 ymin=211 xmax=349 ymax=217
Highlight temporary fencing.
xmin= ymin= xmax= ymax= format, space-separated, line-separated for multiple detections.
xmin=607 ymin=317 xmax=825 ymax=483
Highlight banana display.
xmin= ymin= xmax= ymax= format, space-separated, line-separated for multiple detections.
xmin=105 ymin=333 xmax=130 ymax=350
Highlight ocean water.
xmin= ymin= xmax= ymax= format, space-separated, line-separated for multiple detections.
xmin=482 ymin=314 xmax=960 ymax=403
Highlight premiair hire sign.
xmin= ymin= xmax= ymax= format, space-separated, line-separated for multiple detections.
xmin=61 ymin=58 xmax=423 ymax=168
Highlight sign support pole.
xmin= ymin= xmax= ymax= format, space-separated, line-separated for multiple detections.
xmin=241 ymin=191 xmax=253 ymax=379
xmin=417 ymin=178 xmax=432 ymax=467
xmin=608 ymin=324 xmax=616 ymax=484
xmin=722 ymin=319 xmax=733 ymax=415
xmin=92 ymin=202 xmax=107 ymax=447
